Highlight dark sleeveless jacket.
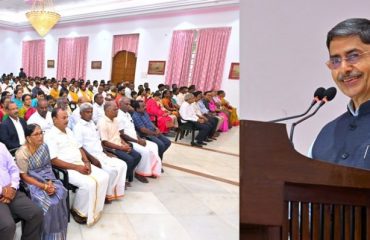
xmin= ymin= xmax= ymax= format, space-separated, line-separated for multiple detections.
xmin=312 ymin=100 xmax=370 ymax=169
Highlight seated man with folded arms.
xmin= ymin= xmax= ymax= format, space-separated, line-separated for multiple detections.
xmin=0 ymin=101 xmax=27 ymax=150
xmin=131 ymin=100 xmax=171 ymax=167
xmin=118 ymin=97 xmax=162 ymax=178
xmin=97 ymin=101 xmax=143 ymax=186
xmin=44 ymin=108 xmax=109 ymax=225
xmin=0 ymin=142 xmax=43 ymax=240
xmin=179 ymin=93 xmax=213 ymax=147
xmin=27 ymin=99 xmax=54 ymax=132
xmin=73 ymin=103 xmax=127 ymax=202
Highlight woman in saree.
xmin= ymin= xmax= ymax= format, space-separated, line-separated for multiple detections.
xmin=15 ymin=124 xmax=68 ymax=240
xmin=161 ymin=90 xmax=179 ymax=117
xmin=18 ymin=94 xmax=36 ymax=121
xmin=146 ymin=91 xmax=175 ymax=134
xmin=217 ymin=90 xmax=239 ymax=126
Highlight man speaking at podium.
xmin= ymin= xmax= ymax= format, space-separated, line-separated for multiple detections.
xmin=312 ymin=18 xmax=370 ymax=169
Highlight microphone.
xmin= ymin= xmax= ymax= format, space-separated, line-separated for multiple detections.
xmin=269 ymin=87 xmax=326 ymax=123
xmin=289 ymin=87 xmax=337 ymax=143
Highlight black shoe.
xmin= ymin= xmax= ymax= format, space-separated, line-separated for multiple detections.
xmin=135 ymin=173 xmax=149 ymax=183
xmin=191 ymin=142 xmax=203 ymax=147
xmin=204 ymin=139 xmax=213 ymax=142
xmin=71 ymin=209 xmax=87 ymax=224
xmin=197 ymin=141 xmax=207 ymax=145
xmin=161 ymin=168 xmax=164 ymax=173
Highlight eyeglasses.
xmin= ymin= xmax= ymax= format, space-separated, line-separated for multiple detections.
xmin=326 ymin=51 xmax=370 ymax=70
xmin=31 ymin=131 xmax=45 ymax=137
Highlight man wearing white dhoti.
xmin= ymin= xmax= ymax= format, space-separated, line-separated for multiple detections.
xmin=73 ymin=103 xmax=127 ymax=202
xmin=44 ymin=108 xmax=109 ymax=226
xmin=118 ymin=97 xmax=162 ymax=178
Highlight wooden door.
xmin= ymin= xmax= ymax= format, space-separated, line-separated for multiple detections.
xmin=111 ymin=50 xmax=137 ymax=85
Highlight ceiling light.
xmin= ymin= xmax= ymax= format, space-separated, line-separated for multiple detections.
xmin=26 ymin=0 xmax=60 ymax=37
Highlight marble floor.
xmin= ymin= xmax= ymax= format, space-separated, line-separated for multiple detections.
xmin=15 ymin=127 xmax=239 ymax=240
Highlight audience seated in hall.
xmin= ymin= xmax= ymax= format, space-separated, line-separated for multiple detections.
xmin=44 ymin=108 xmax=109 ymax=225
xmin=15 ymin=124 xmax=69 ymax=239
xmin=0 ymin=102 xmax=27 ymax=150
xmin=73 ymin=103 xmax=127 ymax=203
xmin=0 ymin=72 xmax=239 ymax=233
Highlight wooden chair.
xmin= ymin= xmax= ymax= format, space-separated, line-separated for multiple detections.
xmin=240 ymin=120 xmax=370 ymax=240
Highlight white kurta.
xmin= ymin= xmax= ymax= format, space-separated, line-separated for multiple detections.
xmin=117 ymin=110 xmax=162 ymax=176
xmin=27 ymin=111 xmax=54 ymax=132
xmin=73 ymin=118 xmax=127 ymax=200
xmin=44 ymin=126 xmax=109 ymax=226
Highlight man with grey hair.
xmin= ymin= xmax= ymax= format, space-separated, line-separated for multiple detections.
xmin=68 ymin=96 xmax=89 ymax=130
xmin=312 ymin=18 xmax=370 ymax=168
xmin=179 ymin=93 xmax=212 ymax=147
xmin=73 ymin=103 xmax=127 ymax=202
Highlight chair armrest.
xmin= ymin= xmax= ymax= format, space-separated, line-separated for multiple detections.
xmin=52 ymin=166 xmax=70 ymax=189
xmin=9 ymin=147 xmax=19 ymax=157
xmin=19 ymin=180 xmax=31 ymax=198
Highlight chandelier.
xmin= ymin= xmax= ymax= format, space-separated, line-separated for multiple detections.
xmin=26 ymin=0 xmax=61 ymax=37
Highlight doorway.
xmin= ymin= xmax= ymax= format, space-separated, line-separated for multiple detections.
xmin=111 ymin=50 xmax=137 ymax=85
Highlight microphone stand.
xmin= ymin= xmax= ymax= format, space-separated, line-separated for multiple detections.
xmin=269 ymin=101 xmax=316 ymax=123
xmin=289 ymin=103 xmax=325 ymax=144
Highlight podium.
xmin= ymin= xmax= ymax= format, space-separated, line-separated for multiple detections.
xmin=240 ymin=120 xmax=370 ymax=240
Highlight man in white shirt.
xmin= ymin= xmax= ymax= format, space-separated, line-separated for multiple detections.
xmin=73 ymin=103 xmax=127 ymax=202
xmin=124 ymin=82 xmax=133 ymax=99
xmin=92 ymin=93 xmax=105 ymax=124
xmin=179 ymin=93 xmax=212 ymax=147
xmin=27 ymin=99 xmax=53 ymax=132
xmin=44 ymin=108 xmax=109 ymax=226
xmin=176 ymin=86 xmax=188 ymax=106
xmin=118 ymin=97 xmax=162 ymax=178
xmin=0 ymin=102 xmax=27 ymax=150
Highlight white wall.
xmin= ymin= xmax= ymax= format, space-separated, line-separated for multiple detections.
xmin=17 ymin=9 xmax=240 ymax=109
xmin=240 ymin=0 xmax=370 ymax=154
xmin=0 ymin=29 xmax=21 ymax=75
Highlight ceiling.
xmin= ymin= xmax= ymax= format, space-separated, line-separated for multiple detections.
xmin=0 ymin=0 xmax=239 ymax=29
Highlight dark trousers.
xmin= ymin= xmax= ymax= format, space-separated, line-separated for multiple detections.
xmin=0 ymin=191 xmax=43 ymax=240
xmin=192 ymin=121 xmax=212 ymax=142
xmin=146 ymin=134 xmax=171 ymax=160
xmin=114 ymin=149 xmax=141 ymax=182
xmin=207 ymin=116 xmax=218 ymax=137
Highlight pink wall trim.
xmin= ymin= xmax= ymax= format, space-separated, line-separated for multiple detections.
xmin=0 ymin=5 xmax=239 ymax=32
